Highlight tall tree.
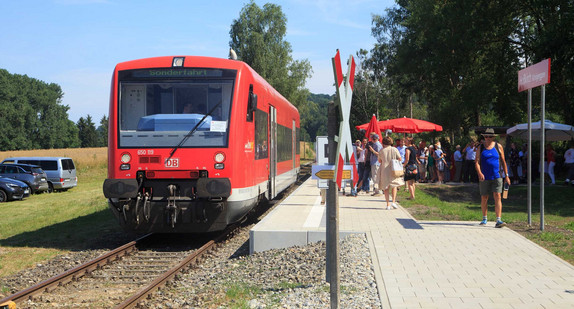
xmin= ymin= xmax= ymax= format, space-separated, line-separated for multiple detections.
xmin=77 ymin=115 xmax=98 ymax=148
xmin=517 ymin=0 xmax=574 ymax=124
xmin=229 ymin=1 xmax=312 ymax=110
xmin=369 ymin=0 xmax=525 ymax=136
xmin=97 ymin=115 xmax=109 ymax=147
xmin=0 ymin=69 xmax=80 ymax=150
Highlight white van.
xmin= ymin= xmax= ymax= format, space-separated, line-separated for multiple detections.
xmin=1 ymin=157 xmax=77 ymax=192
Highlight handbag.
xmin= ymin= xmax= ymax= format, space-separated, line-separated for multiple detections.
xmin=406 ymin=163 xmax=418 ymax=176
xmin=391 ymin=159 xmax=404 ymax=177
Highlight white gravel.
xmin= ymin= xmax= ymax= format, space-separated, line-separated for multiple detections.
xmin=148 ymin=232 xmax=382 ymax=308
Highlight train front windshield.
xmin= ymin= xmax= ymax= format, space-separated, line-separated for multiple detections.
xmin=117 ymin=68 xmax=236 ymax=148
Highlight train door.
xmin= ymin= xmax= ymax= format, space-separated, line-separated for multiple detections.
xmin=269 ymin=106 xmax=277 ymax=199
xmin=292 ymin=120 xmax=296 ymax=169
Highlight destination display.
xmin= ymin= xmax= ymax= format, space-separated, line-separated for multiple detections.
xmin=119 ymin=68 xmax=237 ymax=80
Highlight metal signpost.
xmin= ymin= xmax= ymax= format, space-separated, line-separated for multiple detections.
xmin=326 ymin=102 xmax=339 ymax=308
xmin=324 ymin=50 xmax=356 ymax=309
xmin=518 ymin=58 xmax=551 ymax=231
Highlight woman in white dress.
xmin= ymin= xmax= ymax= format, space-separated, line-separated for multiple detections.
xmin=378 ymin=136 xmax=405 ymax=209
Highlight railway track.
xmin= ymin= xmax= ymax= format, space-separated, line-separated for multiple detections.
xmin=0 ymin=164 xmax=312 ymax=308
xmin=0 ymin=225 xmax=238 ymax=308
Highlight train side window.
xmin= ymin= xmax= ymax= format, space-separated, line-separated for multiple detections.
xmin=277 ymin=124 xmax=293 ymax=162
xmin=255 ymin=109 xmax=268 ymax=160
xmin=247 ymin=84 xmax=257 ymax=122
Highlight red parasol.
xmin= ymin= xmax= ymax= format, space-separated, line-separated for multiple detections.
xmin=377 ymin=117 xmax=442 ymax=133
xmin=356 ymin=114 xmax=383 ymax=141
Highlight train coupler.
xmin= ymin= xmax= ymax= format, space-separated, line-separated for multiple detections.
xmin=166 ymin=184 xmax=178 ymax=228
xmin=143 ymin=192 xmax=151 ymax=221
xmin=133 ymin=194 xmax=142 ymax=224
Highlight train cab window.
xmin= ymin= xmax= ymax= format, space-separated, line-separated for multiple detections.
xmin=117 ymin=68 xmax=236 ymax=148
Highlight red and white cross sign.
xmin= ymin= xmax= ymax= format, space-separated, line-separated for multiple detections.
xmin=332 ymin=50 xmax=358 ymax=189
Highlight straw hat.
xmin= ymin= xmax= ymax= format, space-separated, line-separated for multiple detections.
xmin=482 ymin=128 xmax=497 ymax=137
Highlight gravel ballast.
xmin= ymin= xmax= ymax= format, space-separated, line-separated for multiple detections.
xmin=149 ymin=232 xmax=381 ymax=308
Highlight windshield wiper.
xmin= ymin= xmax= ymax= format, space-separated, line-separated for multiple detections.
xmin=165 ymin=101 xmax=222 ymax=164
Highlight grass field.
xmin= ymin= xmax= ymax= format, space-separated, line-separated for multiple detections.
xmin=0 ymin=147 xmax=120 ymax=278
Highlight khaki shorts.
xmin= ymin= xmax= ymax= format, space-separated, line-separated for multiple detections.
xmin=479 ymin=178 xmax=503 ymax=196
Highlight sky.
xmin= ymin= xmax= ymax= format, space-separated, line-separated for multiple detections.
xmin=0 ymin=0 xmax=396 ymax=123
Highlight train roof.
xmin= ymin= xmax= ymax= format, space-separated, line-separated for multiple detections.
xmin=114 ymin=55 xmax=296 ymax=115
xmin=115 ymin=55 xmax=245 ymax=71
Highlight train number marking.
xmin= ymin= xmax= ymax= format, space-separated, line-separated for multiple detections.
xmin=165 ymin=158 xmax=179 ymax=168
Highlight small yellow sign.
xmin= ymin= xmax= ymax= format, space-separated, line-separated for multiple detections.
xmin=314 ymin=169 xmax=351 ymax=180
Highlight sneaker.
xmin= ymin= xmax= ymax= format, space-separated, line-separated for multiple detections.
xmin=386 ymin=206 xmax=391 ymax=210
xmin=495 ymin=221 xmax=507 ymax=228
xmin=391 ymin=202 xmax=398 ymax=209
xmin=479 ymin=219 xmax=488 ymax=226
xmin=371 ymin=193 xmax=382 ymax=197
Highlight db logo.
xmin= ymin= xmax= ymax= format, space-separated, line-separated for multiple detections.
xmin=165 ymin=158 xmax=179 ymax=168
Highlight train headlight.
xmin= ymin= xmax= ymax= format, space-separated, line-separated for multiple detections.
xmin=214 ymin=152 xmax=225 ymax=170
xmin=121 ymin=153 xmax=131 ymax=163
xmin=214 ymin=152 xmax=225 ymax=163
xmin=172 ymin=57 xmax=185 ymax=67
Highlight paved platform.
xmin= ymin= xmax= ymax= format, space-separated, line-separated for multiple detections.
xmin=250 ymin=178 xmax=574 ymax=308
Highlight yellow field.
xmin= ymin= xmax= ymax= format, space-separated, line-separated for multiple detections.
xmin=0 ymin=147 xmax=108 ymax=171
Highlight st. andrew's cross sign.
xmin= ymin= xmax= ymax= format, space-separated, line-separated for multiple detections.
xmin=332 ymin=50 xmax=358 ymax=189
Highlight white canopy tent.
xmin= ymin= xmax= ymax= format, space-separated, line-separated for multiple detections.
xmin=507 ymin=120 xmax=574 ymax=141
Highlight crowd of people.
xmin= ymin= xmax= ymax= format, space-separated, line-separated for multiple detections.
xmin=352 ymin=135 xmax=574 ymax=190
xmin=344 ymin=130 xmax=574 ymax=228
xmin=352 ymin=135 xmax=477 ymax=195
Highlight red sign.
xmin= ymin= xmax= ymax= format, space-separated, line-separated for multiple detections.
xmin=518 ymin=59 xmax=551 ymax=92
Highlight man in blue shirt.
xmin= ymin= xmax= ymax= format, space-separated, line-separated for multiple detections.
xmin=475 ymin=128 xmax=511 ymax=228
xmin=397 ymin=138 xmax=407 ymax=163
xmin=453 ymin=145 xmax=463 ymax=182
xmin=463 ymin=141 xmax=477 ymax=182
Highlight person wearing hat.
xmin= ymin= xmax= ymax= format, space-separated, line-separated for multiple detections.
xmin=475 ymin=128 xmax=511 ymax=228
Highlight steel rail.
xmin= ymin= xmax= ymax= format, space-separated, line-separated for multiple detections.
xmin=115 ymin=224 xmax=238 ymax=309
xmin=0 ymin=234 xmax=151 ymax=305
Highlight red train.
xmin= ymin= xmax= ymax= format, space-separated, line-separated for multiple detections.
xmin=103 ymin=56 xmax=300 ymax=233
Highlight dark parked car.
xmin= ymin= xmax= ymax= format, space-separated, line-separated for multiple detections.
xmin=0 ymin=164 xmax=49 ymax=194
xmin=0 ymin=176 xmax=30 ymax=202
